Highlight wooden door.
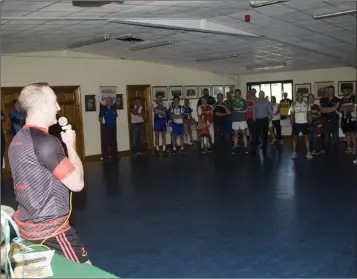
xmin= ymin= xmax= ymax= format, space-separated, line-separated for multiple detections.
xmin=126 ymin=85 xmax=153 ymax=151
xmin=0 ymin=86 xmax=84 ymax=173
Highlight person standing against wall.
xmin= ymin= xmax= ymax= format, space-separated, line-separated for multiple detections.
xmin=130 ymin=98 xmax=145 ymax=156
xmin=99 ymin=97 xmax=118 ymax=160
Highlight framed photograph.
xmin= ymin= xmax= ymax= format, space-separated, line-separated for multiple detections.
xmin=183 ymin=86 xmax=198 ymax=99
xmin=169 ymin=86 xmax=183 ymax=99
xmin=85 ymin=95 xmax=96 ymax=112
xmin=152 ymin=86 xmax=168 ymax=100
xmin=115 ymin=94 xmax=123 ymax=110
xmin=295 ymin=83 xmax=311 ymax=97
xmin=338 ymin=81 xmax=356 ymax=96
xmin=212 ymin=86 xmax=224 ymax=97
xmin=315 ymin=81 xmax=334 ymax=99
xmin=224 ymin=85 xmax=235 ymax=97
xmin=198 ymin=86 xmax=211 ymax=97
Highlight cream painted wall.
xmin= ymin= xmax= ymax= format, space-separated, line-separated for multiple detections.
xmin=239 ymin=67 xmax=357 ymax=136
xmin=1 ymin=51 xmax=238 ymax=156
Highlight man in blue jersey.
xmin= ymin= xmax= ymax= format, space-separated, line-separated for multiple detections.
xmin=9 ymin=99 xmax=25 ymax=137
xmin=99 ymin=97 xmax=118 ymax=160
xmin=169 ymin=96 xmax=185 ymax=155
xmin=153 ymin=93 xmax=168 ymax=156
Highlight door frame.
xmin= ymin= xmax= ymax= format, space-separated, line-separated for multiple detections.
xmin=126 ymin=85 xmax=153 ymax=151
xmin=0 ymin=85 xmax=85 ymax=170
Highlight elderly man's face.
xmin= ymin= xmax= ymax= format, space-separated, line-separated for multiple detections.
xmin=259 ymin=91 xmax=265 ymax=99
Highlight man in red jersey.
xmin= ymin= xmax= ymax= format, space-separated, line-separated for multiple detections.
xmin=246 ymin=89 xmax=255 ymax=142
xmin=8 ymin=82 xmax=90 ymax=264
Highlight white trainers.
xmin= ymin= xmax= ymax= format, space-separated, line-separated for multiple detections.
xmin=291 ymin=152 xmax=298 ymax=159
xmin=353 ymin=159 xmax=357 ymax=164
xmin=306 ymin=152 xmax=313 ymax=159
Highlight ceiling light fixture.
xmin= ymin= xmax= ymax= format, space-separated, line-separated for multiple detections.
xmin=130 ymin=40 xmax=174 ymax=51
xmin=313 ymin=9 xmax=357 ymax=19
xmin=245 ymin=62 xmax=286 ymax=71
xmin=249 ymin=0 xmax=288 ymax=8
xmin=68 ymin=35 xmax=111 ymax=49
xmin=196 ymin=54 xmax=238 ymax=63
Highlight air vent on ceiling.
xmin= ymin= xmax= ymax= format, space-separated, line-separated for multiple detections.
xmin=116 ymin=35 xmax=144 ymax=43
xmin=72 ymin=1 xmax=124 ymax=8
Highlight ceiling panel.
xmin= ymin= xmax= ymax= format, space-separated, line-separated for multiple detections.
xmin=0 ymin=0 xmax=356 ymax=74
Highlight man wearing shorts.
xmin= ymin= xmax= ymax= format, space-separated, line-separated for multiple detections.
xmin=231 ymin=89 xmax=248 ymax=154
xmin=8 ymin=82 xmax=90 ymax=264
xmin=289 ymin=91 xmax=313 ymax=159
xmin=153 ymin=93 xmax=168 ymax=156
xmin=169 ymin=96 xmax=185 ymax=155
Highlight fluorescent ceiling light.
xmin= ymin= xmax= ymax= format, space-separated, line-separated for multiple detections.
xmin=196 ymin=54 xmax=238 ymax=63
xmin=130 ymin=40 xmax=173 ymax=51
xmin=245 ymin=63 xmax=286 ymax=71
xmin=313 ymin=9 xmax=357 ymax=19
xmin=249 ymin=0 xmax=288 ymax=8
xmin=68 ymin=35 xmax=111 ymax=49
xmin=1 ymin=17 xmax=107 ymax=21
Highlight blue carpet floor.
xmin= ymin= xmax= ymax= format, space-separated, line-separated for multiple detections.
xmin=2 ymin=146 xmax=356 ymax=277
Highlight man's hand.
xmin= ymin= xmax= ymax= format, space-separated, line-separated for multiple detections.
xmin=61 ymin=125 xmax=76 ymax=149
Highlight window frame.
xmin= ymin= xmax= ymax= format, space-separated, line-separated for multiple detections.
xmin=246 ymin=80 xmax=294 ymax=101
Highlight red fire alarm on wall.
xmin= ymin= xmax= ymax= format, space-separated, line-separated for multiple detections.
xmin=245 ymin=14 xmax=251 ymax=22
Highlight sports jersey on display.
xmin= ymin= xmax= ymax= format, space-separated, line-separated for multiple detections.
xmin=169 ymin=106 xmax=184 ymax=124
xmin=231 ymin=98 xmax=247 ymax=122
xmin=8 ymin=125 xmax=74 ymax=241
xmin=289 ymin=100 xmax=310 ymax=123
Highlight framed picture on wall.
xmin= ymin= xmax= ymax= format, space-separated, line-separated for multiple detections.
xmin=183 ymin=86 xmax=198 ymax=99
xmin=338 ymin=81 xmax=356 ymax=96
xmin=85 ymin=95 xmax=96 ymax=112
xmin=115 ymin=94 xmax=123 ymax=110
xmin=295 ymin=83 xmax=311 ymax=97
xmin=212 ymin=86 xmax=224 ymax=97
xmin=152 ymin=86 xmax=168 ymax=100
xmin=198 ymin=86 xmax=211 ymax=97
xmin=169 ymin=86 xmax=183 ymax=99
xmin=315 ymin=81 xmax=334 ymax=99
xmin=224 ymin=85 xmax=235 ymax=97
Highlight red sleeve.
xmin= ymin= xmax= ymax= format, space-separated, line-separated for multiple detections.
xmin=53 ymin=158 xmax=75 ymax=181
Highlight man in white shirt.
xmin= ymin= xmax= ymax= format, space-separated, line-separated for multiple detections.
xmin=130 ymin=98 xmax=145 ymax=156
xmin=289 ymin=91 xmax=312 ymax=159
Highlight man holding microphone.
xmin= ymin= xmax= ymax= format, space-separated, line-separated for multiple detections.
xmin=8 ymin=82 xmax=90 ymax=264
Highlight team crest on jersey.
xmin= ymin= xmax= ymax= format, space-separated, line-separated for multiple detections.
xmin=81 ymin=247 xmax=87 ymax=257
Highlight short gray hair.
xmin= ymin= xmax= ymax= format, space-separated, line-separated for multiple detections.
xmin=19 ymin=82 xmax=49 ymax=113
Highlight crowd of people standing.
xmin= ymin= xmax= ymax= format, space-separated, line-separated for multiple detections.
xmin=148 ymin=86 xmax=356 ymax=163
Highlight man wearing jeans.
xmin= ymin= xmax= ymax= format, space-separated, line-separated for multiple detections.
xmin=251 ymin=91 xmax=272 ymax=154
xmin=320 ymin=86 xmax=340 ymax=153
xmin=130 ymin=98 xmax=145 ymax=156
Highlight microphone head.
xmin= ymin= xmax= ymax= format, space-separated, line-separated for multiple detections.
xmin=58 ymin=117 xmax=68 ymax=127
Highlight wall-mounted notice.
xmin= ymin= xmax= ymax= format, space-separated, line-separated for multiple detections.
xmin=99 ymin=86 xmax=117 ymax=105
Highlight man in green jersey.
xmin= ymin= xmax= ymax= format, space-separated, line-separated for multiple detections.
xmin=231 ymin=89 xmax=248 ymax=154
xmin=289 ymin=91 xmax=312 ymax=159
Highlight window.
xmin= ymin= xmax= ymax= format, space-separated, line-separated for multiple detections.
xmin=247 ymin=80 xmax=293 ymax=102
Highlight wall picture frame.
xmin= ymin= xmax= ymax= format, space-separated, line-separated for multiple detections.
xmin=295 ymin=83 xmax=311 ymax=97
xmin=152 ymin=86 xmax=168 ymax=100
xmin=84 ymin=95 xmax=96 ymax=112
xmin=183 ymin=86 xmax=198 ymax=99
xmin=315 ymin=81 xmax=334 ymax=99
xmin=224 ymin=85 xmax=235 ymax=97
xmin=169 ymin=86 xmax=183 ymax=99
xmin=115 ymin=94 xmax=123 ymax=110
xmin=212 ymin=86 xmax=224 ymax=97
xmin=338 ymin=81 xmax=356 ymax=96
xmin=198 ymin=86 xmax=211 ymax=97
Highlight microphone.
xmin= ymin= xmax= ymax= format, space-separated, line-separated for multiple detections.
xmin=58 ymin=117 xmax=68 ymax=130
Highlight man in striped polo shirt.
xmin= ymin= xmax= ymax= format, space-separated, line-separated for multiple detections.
xmin=8 ymin=82 xmax=90 ymax=264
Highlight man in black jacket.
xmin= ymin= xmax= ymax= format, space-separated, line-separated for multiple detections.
xmin=197 ymin=88 xmax=216 ymax=109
